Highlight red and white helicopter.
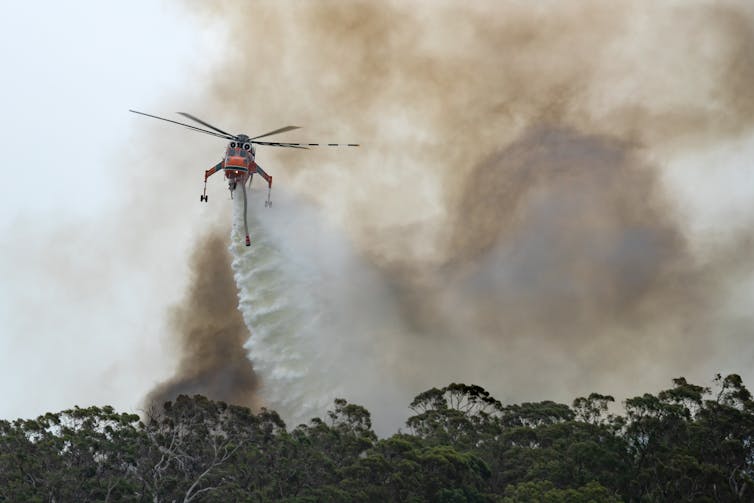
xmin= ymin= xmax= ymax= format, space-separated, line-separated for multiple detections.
xmin=130 ymin=110 xmax=359 ymax=246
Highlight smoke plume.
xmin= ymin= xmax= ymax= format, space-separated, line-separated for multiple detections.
xmin=166 ymin=0 xmax=754 ymax=429
xmin=145 ymin=227 xmax=260 ymax=410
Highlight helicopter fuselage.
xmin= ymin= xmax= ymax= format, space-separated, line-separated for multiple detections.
xmin=223 ymin=146 xmax=253 ymax=184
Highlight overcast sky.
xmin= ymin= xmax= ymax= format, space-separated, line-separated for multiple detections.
xmin=0 ymin=1 xmax=224 ymax=419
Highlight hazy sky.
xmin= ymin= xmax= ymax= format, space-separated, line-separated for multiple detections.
xmin=0 ymin=1 xmax=223 ymax=419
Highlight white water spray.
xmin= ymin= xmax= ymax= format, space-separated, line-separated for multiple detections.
xmin=228 ymin=186 xmax=411 ymax=431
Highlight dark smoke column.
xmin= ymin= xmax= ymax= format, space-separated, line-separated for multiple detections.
xmin=145 ymin=228 xmax=259 ymax=410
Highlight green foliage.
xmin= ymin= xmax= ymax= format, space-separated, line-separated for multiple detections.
xmin=1 ymin=374 xmax=752 ymax=502
xmin=502 ymin=480 xmax=621 ymax=502
xmin=407 ymin=383 xmax=503 ymax=450
xmin=572 ymin=393 xmax=615 ymax=425
xmin=0 ymin=405 xmax=143 ymax=502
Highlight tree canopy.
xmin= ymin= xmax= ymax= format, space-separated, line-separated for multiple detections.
xmin=1 ymin=374 xmax=752 ymax=502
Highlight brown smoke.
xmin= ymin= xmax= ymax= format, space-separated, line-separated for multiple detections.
xmin=180 ymin=0 xmax=754 ymax=408
xmin=145 ymin=227 xmax=259 ymax=410
xmin=398 ymin=126 xmax=691 ymax=323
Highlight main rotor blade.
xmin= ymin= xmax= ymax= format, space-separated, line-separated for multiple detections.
xmin=129 ymin=110 xmax=233 ymax=140
xmin=178 ymin=112 xmax=236 ymax=138
xmin=252 ymin=141 xmax=309 ymax=149
xmin=253 ymin=140 xmax=359 ymax=148
xmin=250 ymin=126 xmax=301 ymax=140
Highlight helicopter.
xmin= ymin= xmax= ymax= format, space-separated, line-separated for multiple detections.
xmin=129 ymin=110 xmax=359 ymax=246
